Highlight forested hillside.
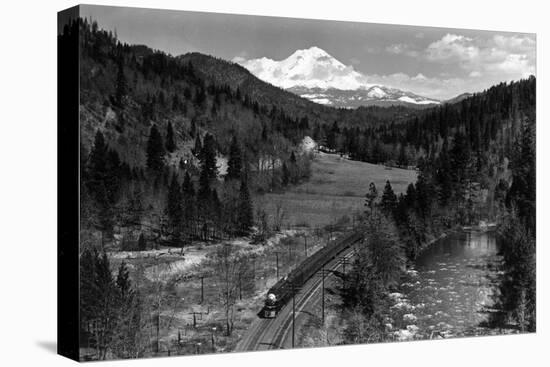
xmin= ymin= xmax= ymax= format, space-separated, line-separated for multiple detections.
xmin=76 ymin=17 xmax=320 ymax=249
xmin=332 ymin=76 xmax=536 ymax=339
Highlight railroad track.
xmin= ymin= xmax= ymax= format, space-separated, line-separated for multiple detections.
xmin=235 ymin=233 xmax=361 ymax=352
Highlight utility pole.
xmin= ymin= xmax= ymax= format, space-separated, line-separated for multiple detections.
xmin=321 ymin=265 xmax=325 ymax=323
xmin=211 ymin=326 xmax=217 ymax=350
xmin=238 ymin=272 xmax=242 ymax=300
xmin=288 ymin=240 xmax=292 ymax=266
xmin=292 ymin=285 xmax=296 ymax=348
xmin=200 ymin=275 xmax=204 ymax=304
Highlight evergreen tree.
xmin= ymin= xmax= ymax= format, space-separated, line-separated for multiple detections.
xmin=290 ymin=151 xmax=297 ymax=164
xmin=146 ymin=124 xmax=165 ymax=172
xmin=365 ymin=182 xmax=378 ymax=214
xmin=93 ymin=250 xmax=118 ymax=359
xmin=226 ymin=136 xmax=242 ymax=181
xmin=436 ymin=139 xmax=453 ymax=206
xmin=192 ymin=134 xmax=202 ymax=158
xmin=397 ymin=144 xmax=408 ymax=166
xmin=165 ymin=122 xmax=176 ymax=153
xmin=89 ymin=130 xmax=108 ymax=182
xmin=198 ymin=162 xmax=211 ymax=201
xmin=365 ymin=214 xmax=405 ymax=287
xmin=166 ymin=174 xmax=183 ymax=237
xmin=449 ymin=131 xmax=472 ymax=199
xmin=181 ymin=172 xmax=196 ymax=237
xmin=281 ymin=162 xmax=290 ymax=187
xmin=237 ymin=178 xmax=254 ymax=235
xmin=200 ymin=133 xmax=218 ymax=180
xmin=506 ymin=121 xmax=536 ymax=233
xmin=115 ymin=58 xmax=128 ymax=107
xmin=116 ymin=261 xmax=131 ymax=296
xmin=415 ymin=171 xmax=433 ymax=220
xmin=87 ymin=130 xmax=116 ymax=236
xmin=137 ymin=233 xmax=147 ymax=251
xmin=380 ymin=180 xmax=397 ymax=216
xmin=80 ymin=248 xmax=97 ymax=330
xmin=404 ymin=183 xmax=417 ymax=208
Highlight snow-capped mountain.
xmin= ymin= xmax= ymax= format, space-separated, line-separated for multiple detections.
xmin=236 ymin=46 xmax=440 ymax=108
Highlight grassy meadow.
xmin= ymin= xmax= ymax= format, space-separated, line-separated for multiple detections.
xmin=256 ymin=152 xmax=418 ymax=228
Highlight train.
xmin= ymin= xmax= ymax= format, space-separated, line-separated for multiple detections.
xmin=259 ymin=231 xmax=363 ymax=319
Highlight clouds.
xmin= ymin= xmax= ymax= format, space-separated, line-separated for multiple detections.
xmin=385 ymin=43 xmax=419 ymax=57
xmin=423 ymin=33 xmax=535 ymax=77
xmin=373 ymin=32 xmax=536 ymax=98
xmin=426 ymin=34 xmax=479 ymax=62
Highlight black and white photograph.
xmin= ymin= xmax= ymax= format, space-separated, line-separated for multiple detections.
xmin=55 ymin=4 xmax=538 ymax=362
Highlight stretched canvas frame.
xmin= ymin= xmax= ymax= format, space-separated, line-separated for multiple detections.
xmin=58 ymin=4 xmax=536 ymax=362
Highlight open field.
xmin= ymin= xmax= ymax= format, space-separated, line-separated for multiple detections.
xmin=257 ymin=152 xmax=418 ymax=228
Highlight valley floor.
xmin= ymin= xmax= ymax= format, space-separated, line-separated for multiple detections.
xmin=257 ymin=152 xmax=417 ymax=228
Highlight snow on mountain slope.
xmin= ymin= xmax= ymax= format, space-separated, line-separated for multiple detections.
xmin=238 ymin=46 xmax=373 ymax=90
xmin=236 ymin=46 xmax=439 ymax=108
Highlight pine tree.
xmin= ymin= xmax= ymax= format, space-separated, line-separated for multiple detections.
xmin=80 ymin=248 xmax=97 ymax=330
xmin=198 ymin=162 xmax=211 ymax=201
xmin=87 ymin=130 xmax=115 ymax=236
xmin=200 ymin=133 xmax=218 ymax=180
xmin=365 ymin=182 xmax=378 ymax=214
xmin=404 ymin=183 xmax=417 ymax=208
xmin=166 ymin=174 xmax=183 ymax=237
xmin=397 ymin=144 xmax=408 ymax=166
xmin=116 ymin=261 xmax=131 ymax=296
xmin=137 ymin=233 xmax=147 ymax=251
xmin=506 ymin=120 xmax=536 ymax=233
xmin=115 ymin=58 xmax=128 ymax=108
xmin=181 ymin=172 xmax=196 ymax=237
xmin=449 ymin=131 xmax=472 ymax=199
xmin=192 ymin=134 xmax=202 ymax=158
xmin=165 ymin=122 xmax=176 ymax=153
xmin=436 ymin=139 xmax=453 ymax=206
xmin=282 ymin=162 xmax=290 ymax=187
xmin=415 ymin=171 xmax=433 ymax=220
xmin=89 ymin=130 xmax=108 ymax=181
xmin=226 ymin=136 xmax=242 ymax=181
xmin=146 ymin=124 xmax=165 ymax=172
xmin=237 ymin=178 xmax=254 ymax=235
xmin=380 ymin=180 xmax=397 ymax=216
xmin=290 ymin=151 xmax=297 ymax=163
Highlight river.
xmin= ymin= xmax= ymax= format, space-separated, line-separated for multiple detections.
xmin=389 ymin=230 xmax=506 ymax=341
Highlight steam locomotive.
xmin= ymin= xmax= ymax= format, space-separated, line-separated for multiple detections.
xmin=259 ymin=232 xmax=363 ymax=319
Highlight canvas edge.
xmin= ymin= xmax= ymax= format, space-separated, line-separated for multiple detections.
xmin=57 ymin=4 xmax=81 ymax=362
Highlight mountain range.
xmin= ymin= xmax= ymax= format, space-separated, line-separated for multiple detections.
xmin=236 ymin=46 xmax=441 ymax=108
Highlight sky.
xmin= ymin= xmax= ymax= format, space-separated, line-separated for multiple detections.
xmin=80 ymin=5 xmax=536 ymax=100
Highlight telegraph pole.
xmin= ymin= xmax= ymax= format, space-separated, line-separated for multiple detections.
xmin=200 ymin=275 xmax=204 ymax=304
xmin=275 ymin=252 xmax=280 ymax=279
xmin=292 ymin=285 xmax=296 ymax=348
xmin=321 ymin=265 xmax=325 ymax=323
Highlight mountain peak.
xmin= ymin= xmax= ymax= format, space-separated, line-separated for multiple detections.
xmin=237 ymin=46 xmax=371 ymax=90
xmin=236 ymin=47 xmax=440 ymax=108
xmin=290 ymin=46 xmax=331 ymax=59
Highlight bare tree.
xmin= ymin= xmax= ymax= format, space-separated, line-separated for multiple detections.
xmin=210 ymin=244 xmax=249 ymax=336
xmin=273 ymin=201 xmax=286 ymax=231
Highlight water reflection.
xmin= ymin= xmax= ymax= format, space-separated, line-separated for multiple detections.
xmin=390 ymin=231 xmax=503 ymax=340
